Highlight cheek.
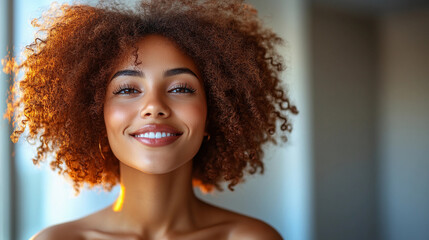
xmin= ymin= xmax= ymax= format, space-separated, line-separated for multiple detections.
xmin=104 ymin=102 xmax=135 ymax=135
xmin=177 ymin=100 xmax=207 ymax=132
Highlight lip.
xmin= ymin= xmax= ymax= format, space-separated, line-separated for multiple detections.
xmin=130 ymin=124 xmax=183 ymax=147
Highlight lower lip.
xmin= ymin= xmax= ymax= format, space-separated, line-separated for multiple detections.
xmin=132 ymin=135 xmax=181 ymax=147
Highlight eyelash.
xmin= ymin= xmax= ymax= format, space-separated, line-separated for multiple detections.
xmin=168 ymin=83 xmax=196 ymax=94
xmin=112 ymin=83 xmax=196 ymax=95
xmin=113 ymin=84 xmax=140 ymax=95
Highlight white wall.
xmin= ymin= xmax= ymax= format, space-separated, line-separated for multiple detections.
xmin=0 ymin=0 xmax=13 ymax=239
xmin=378 ymin=9 xmax=429 ymax=240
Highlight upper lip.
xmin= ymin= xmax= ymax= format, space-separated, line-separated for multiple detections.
xmin=130 ymin=124 xmax=183 ymax=136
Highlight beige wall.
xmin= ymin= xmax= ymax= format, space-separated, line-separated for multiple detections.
xmin=311 ymin=5 xmax=429 ymax=240
xmin=378 ymin=9 xmax=429 ymax=240
xmin=310 ymin=6 xmax=378 ymax=240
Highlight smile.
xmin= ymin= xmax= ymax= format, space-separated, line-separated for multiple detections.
xmin=130 ymin=124 xmax=183 ymax=147
xmin=134 ymin=132 xmax=181 ymax=139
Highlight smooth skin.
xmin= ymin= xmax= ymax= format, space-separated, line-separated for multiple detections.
xmin=32 ymin=35 xmax=283 ymax=240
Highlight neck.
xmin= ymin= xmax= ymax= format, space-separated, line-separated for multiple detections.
xmin=110 ymin=161 xmax=200 ymax=237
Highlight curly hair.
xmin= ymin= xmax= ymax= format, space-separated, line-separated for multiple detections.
xmin=4 ymin=0 xmax=298 ymax=193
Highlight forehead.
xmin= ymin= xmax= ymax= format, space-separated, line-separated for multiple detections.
xmin=114 ymin=35 xmax=199 ymax=72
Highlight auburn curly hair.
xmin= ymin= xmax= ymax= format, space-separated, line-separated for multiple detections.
xmin=4 ymin=0 xmax=298 ymax=193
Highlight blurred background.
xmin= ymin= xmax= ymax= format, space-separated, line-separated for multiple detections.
xmin=1 ymin=0 xmax=428 ymax=239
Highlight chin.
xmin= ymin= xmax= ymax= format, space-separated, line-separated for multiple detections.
xmin=119 ymin=154 xmax=193 ymax=175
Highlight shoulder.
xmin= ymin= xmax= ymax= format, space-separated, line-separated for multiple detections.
xmin=228 ymin=217 xmax=283 ymax=240
xmin=31 ymin=206 xmax=113 ymax=240
xmin=198 ymin=201 xmax=283 ymax=240
xmin=30 ymin=221 xmax=82 ymax=240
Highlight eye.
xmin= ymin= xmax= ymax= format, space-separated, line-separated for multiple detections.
xmin=113 ymin=84 xmax=140 ymax=95
xmin=169 ymin=83 xmax=196 ymax=94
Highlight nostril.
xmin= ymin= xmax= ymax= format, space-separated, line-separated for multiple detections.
xmin=141 ymin=109 xmax=168 ymax=118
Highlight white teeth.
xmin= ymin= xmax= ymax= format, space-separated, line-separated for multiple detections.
xmin=134 ymin=132 xmax=176 ymax=139
xmin=148 ymin=132 xmax=155 ymax=138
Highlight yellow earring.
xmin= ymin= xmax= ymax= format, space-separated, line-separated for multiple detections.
xmin=99 ymin=139 xmax=106 ymax=160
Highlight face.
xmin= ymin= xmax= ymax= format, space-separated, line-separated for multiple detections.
xmin=104 ymin=35 xmax=207 ymax=174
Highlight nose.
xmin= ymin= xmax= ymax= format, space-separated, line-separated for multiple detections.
xmin=140 ymin=92 xmax=171 ymax=119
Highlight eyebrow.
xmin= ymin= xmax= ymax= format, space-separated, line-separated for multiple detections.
xmin=110 ymin=67 xmax=199 ymax=81
xmin=164 ymin=67 xmax=199 ymax=79
xmin=111 ymin=70 xmax=144 ymax=81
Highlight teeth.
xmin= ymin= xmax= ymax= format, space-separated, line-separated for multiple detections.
xmin=149 ymin=132 xmax=155 ymax=138
xmin=134 ymin=132 xmax=177 ymax=139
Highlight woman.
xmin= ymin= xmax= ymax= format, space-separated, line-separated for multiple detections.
xmin=5 ymin=0 xmax=297 ymax=239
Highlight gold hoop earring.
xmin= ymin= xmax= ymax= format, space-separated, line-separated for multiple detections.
xmin=206 ymin=134 xmax=211 ymax=141
xmin=99 ymin=139 xmax=106 ymax=160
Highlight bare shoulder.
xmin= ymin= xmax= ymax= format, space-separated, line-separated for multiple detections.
xmin=30 ymin=221 xmax=82 ymax=240
xmin=30 ymin=207 xmax=108 ymax=240
xmin=30 ymin=207 xmax=141 ymax=240
xmin=198 ymin=201 xmax=283 ymax=240
xmin=227 ymin=216 xmax=283 ymax=240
